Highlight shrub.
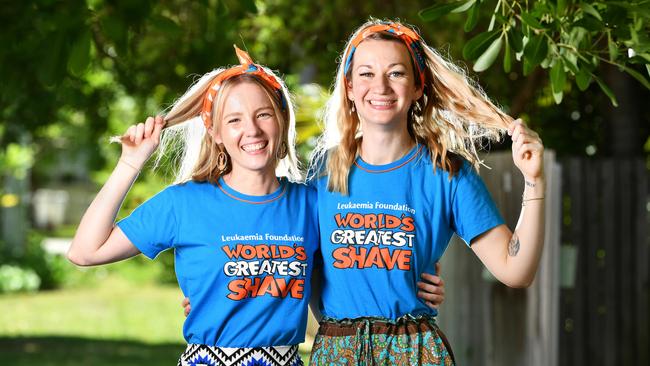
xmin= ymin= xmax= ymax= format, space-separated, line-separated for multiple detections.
xmin=0 ymin=264 xmax=41 ymax=293
xmin=0 ymin=232 xmax=69 ymax=291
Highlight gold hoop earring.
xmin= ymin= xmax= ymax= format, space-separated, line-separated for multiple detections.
xmin=217 ymin=148 xmax=228 ymax=172
xmin=276 ymin=141 xmax=288 ymax=160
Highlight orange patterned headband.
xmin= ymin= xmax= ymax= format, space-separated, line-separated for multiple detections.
xmin=343 ymin=22 xmax=426 ymax=87
xmin=200 ymin=45 xmax=284 ymax=129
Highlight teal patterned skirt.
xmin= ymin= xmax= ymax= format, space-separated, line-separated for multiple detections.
xmin=309 ymin=314 xmax=455 ymax=365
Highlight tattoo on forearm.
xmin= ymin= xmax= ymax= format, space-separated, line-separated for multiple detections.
xmin=525 ymin=181 xmax=536 ymax=188
xmin=508 ymin=233 xmax=520 ymax=256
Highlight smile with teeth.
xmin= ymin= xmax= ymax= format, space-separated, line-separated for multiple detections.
xmin=241 ymin=141 xmax=268 ymax=152
xmin=368 ymin=100 xmax=396 ymax=106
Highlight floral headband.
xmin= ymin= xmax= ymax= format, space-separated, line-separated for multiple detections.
xmin=342 ymin=22 xmax=427 ymax=87
xmin=201 ymin=45 xmax=285 ymax=129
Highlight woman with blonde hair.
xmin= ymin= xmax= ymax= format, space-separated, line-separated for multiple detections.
xmin=68 ymin=46 xmax=317 ymax=366
xmin=308 ymin=20 xmax=545 ymax=365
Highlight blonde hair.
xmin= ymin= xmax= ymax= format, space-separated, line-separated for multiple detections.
xmin=155 ymin=68 xmax=301 ymax=184
xmin=310 ymin=19 xmax=512 ymax=195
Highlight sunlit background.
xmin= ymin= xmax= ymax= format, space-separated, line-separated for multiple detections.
xmin=1 ymin=1 xmax=648 ymax=365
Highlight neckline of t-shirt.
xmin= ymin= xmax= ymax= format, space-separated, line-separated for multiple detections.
xmin=216 ymin=177 xmax=287 ymax=204
xmin=354 ymin=144 xmax=423 ymax=173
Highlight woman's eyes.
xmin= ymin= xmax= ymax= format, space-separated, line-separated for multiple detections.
xmin=358 ymin=71 xmax=406 ymax=78
xmin=225 ymin=112 xmax=273 ymax=124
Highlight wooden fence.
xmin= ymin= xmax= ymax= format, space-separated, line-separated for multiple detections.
xmin=559 ymin=158 xmax=649 ymax=366
xmin=437 ymin=152 xmax=650 ymax=366
xmin=437 ymin=150 xmax=563 ymax=366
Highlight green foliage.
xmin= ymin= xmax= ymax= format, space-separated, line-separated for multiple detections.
xmin=421 ymin=0 xmax=650 ymax=106
xmin=293 ymin=84 xmax=329 ymax=162
xmin=1 ymin=143 xmax=34 ymax=181
xmin=0 ymin=265 xmax=40 ymax=293
xmin=0 ymin=233 xmax=69 ymax=291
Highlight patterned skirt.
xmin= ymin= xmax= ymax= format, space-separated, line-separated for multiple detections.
xmin=177 ymin=344 xmax=303 ymax=366
xmin=309 ymin=314 xmax=455 ymax=366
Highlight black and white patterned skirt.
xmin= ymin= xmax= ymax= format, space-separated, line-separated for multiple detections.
xmin=177 ymin=344 xmax=303 ymax=366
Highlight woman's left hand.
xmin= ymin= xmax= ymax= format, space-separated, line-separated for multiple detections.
xmin=509 ymin=118 xmax=544 ymax=181
xmin=417 ymin=262 xmax=445 ymax=309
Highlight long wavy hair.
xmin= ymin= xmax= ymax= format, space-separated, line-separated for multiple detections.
xmin=153 ymin=69 xmax=301 ymax=184
xmin=310 ymin=19 xmax=512 ymax=195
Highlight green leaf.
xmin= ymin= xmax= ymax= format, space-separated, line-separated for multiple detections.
xmin=451 ymin=0 xmax=476 ymax=13
xmin=580 ymin=3 xmax=602 ymax=21
xmin=647 ymin=64 xmax=650 ymax=78
xmin=594 ymin=76 xmax=618 ymax=107
xmin=520 ymin=12 xmax=544 ymax=29
xmin=419 ymin=1 xmax=469 ymax=21
xmin=638 ymin=53 xmax=650 ymax=63
xmin=557 ymin=0 xmax=566 ymax=15
xmin=67 ymin=30 xmax=91 ymax=76
xmin=463 ymin=30 xmax=500 ymax=60
xmin=473 ymin=35 xmax=503 ymax=72
xmin=573 ymin=17 xmax=603 ymax=32
xmin=607 ymin=31 xmax=618 ymax=62
xmin=523 ymin=35 xmax=548 ymax=67
xmin=575 ymin=67 xmax=592 ymax=91
xmin=150 ymin=15 xmax=182 ymax=37
xmin=507 ymin=29 xmax=524 ymax=52
xmin=464 ymin=2 xmax=480 ymax=32
xmin=561 ymin=55 xmax=579 ymax=75
xmin=550 ymin=60 xmax=566 ymax=104
xmin=503 ymin=39 xmax=512 ymax=73
xmin=619 ymin=65 xmax=650 ymax=90
xmin=523 ymin=58 xmax=534 ymax=76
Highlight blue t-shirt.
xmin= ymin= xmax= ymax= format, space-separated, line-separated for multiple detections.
xmin=312 ymin=144 xmax=503 ymax=320
xmin=117 ymin=178 xmax=319 ymax=347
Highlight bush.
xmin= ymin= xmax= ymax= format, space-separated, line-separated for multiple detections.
xmin=0 ymin=264 xmax=40 ymax=293
xmin=0 ymin=232 xmax=70 ymax=291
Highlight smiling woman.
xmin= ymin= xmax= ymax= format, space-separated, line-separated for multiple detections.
xmin=213 ymin=81 xmax=282 ymax=185
xmin=308 ymin=20 xmax=546 ymax=365
xmin=66 ymin=46 xmax=318 ymax=366
xmin=346 ymin=39 xmax=423 ymax=131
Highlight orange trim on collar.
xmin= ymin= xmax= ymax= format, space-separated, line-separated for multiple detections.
xmin=216 ymin=180 xmax=287 ymax=204
xmin=354 ymin=145 xmax=423 ymax=173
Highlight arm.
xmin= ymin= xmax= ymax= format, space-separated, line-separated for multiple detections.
xmin=471 ymin=119 xmax=545 ymax=288
xmin=67 ymin=116 xmax=165 ymax=266
xmin=309 ymin=265 xmax=324 ymax=322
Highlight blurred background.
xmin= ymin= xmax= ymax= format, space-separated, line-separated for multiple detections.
xmin=0 ymin=0 xmax=648 ymax=365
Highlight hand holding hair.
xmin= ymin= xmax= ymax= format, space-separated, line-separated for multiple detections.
xmin=118 ymin=115 xmax=166 ymax=171
xmin=508 ymin=118 xmax=544 ymax=183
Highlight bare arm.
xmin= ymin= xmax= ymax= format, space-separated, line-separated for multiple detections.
xmin=67 ymin=116 xmax=164 ymax=266
xmin=471 ymin=119 xmax=545 ymax=288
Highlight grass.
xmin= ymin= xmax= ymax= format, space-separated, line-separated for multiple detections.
xmin=0 ymin=336 xmax=186 ymax=366
xmin=0 ymin=257 xmax=310 ymax=365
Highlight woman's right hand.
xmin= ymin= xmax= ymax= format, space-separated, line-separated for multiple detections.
xmin=120 ymin=116 xmax=165 ymax=170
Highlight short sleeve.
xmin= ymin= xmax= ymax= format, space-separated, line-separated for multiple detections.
xmin=117 ymin=187 xmax=178 ymax=259
xmin=451 ymin=162 xmax=504 ymax=246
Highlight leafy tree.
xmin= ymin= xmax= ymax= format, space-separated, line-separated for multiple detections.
xmin=420 ymin=0 xmax=650 ymax=105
